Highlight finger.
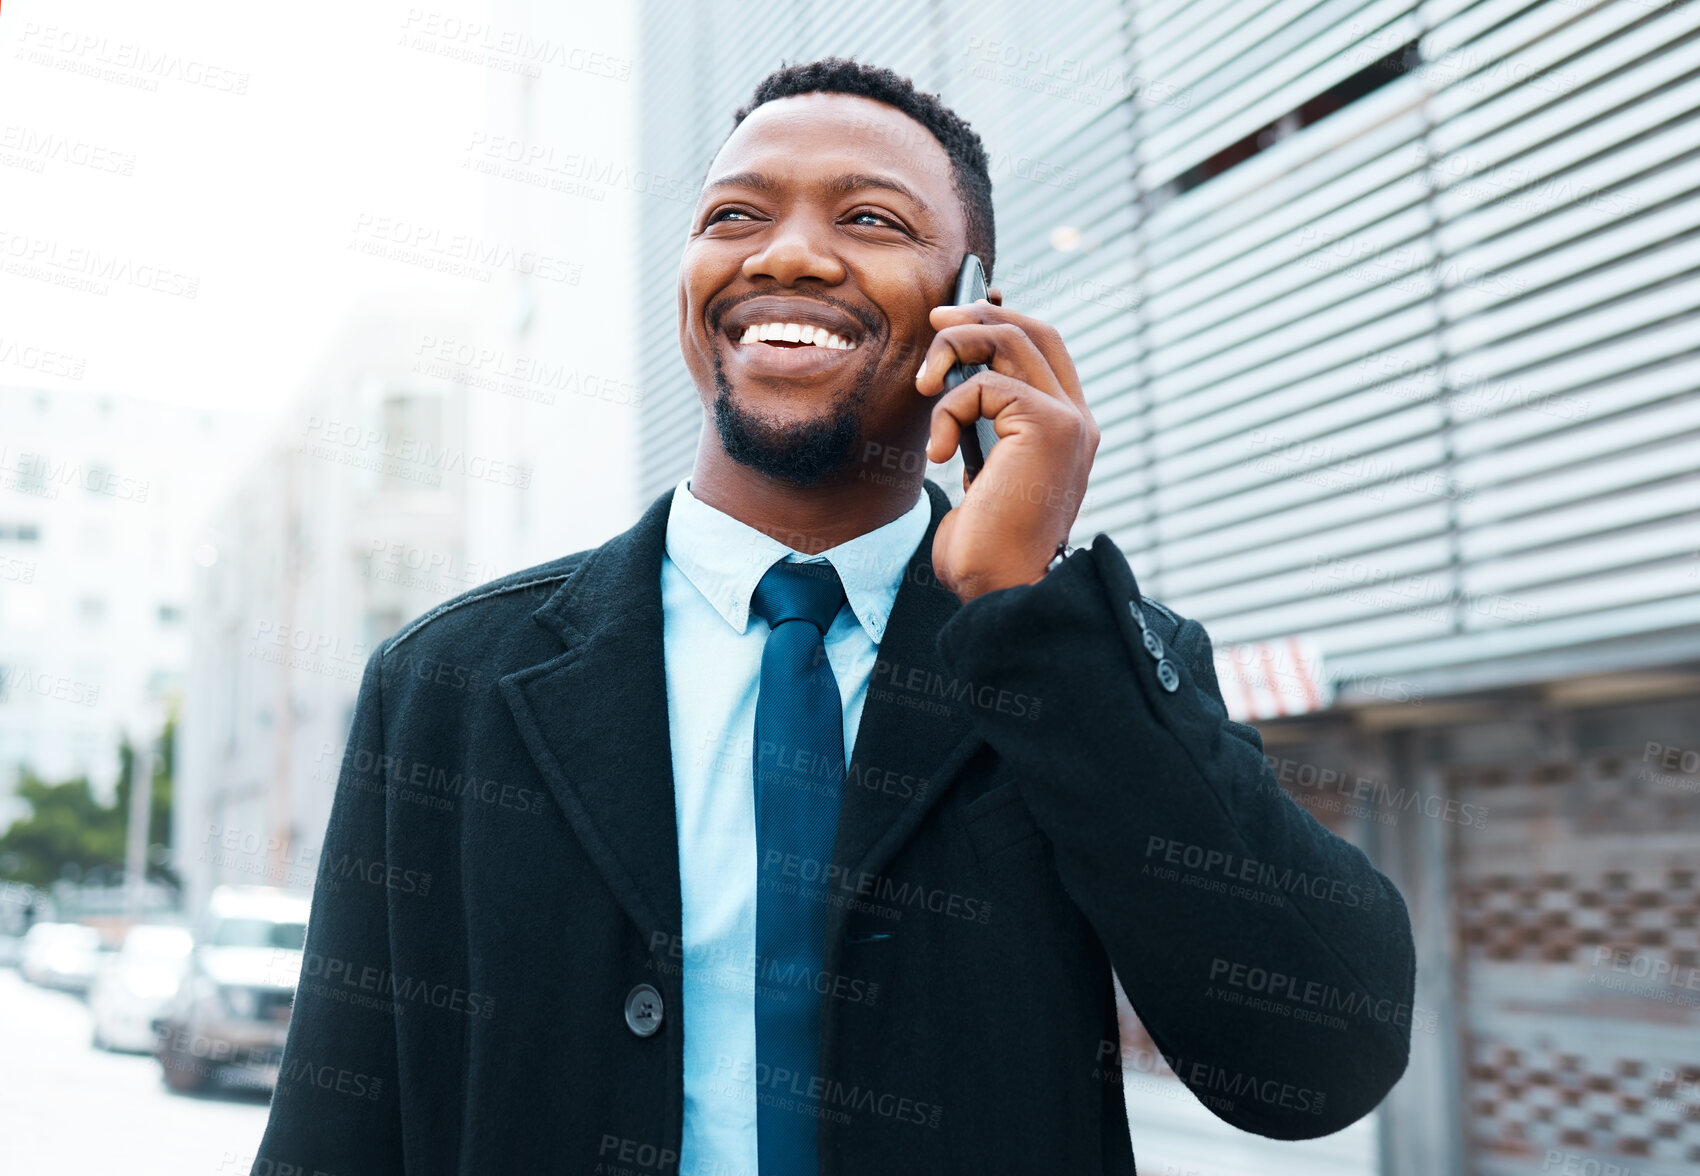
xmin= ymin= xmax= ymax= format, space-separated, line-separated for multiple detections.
xmin=915 ymin=322 xmax=1066 ymax=402
xmin=928 ymin=302 xmax=1085 ymax=412
xmin=924 ymin=368 xmax=1061 ymax=464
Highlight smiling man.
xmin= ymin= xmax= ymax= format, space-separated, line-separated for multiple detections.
xmin=253 ymin=58 xmax=1416 ymax=1176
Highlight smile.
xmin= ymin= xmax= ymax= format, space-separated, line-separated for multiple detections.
xmin=736 ymin=321 xmax=858 ymax=350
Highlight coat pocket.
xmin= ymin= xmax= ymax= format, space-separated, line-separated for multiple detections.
xmin=962 ymin=780 xmax=1044 ymax=862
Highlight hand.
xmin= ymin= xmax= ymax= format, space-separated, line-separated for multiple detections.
xmin=914 ymin=288 xmax=1100 ymax=603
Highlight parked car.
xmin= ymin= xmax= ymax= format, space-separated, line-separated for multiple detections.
xmin=19 ymin=923 xmax=106 ymax=993
xmin=153 ymin=886 xmax=309 ymax=1093
xmin=89 ymin=923 xmax=194 ymax=1052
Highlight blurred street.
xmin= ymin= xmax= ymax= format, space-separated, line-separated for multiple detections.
xmin=0 ymin=968 xmax=269 ymax=1176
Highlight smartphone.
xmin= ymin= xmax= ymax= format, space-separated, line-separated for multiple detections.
xmin=942 ymin=253 xmax=999 ymax=484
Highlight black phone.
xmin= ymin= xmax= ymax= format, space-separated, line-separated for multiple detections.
xmin=942 ymin=253 xmax=999 ymax=484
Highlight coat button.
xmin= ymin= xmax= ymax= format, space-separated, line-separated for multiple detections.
xmin=1156 ymin=659 xmax=1181 ymax=693
xmin=1142 ymin=630 xmax=1164 ymax=659
xmin=625 ymin=983 xmax=663 ymax=1037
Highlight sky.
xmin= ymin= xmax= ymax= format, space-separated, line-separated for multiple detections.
xmin=0 ymin=0 xmax=634 ymax=422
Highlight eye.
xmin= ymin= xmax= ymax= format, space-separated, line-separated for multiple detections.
xmin=848 ymin=210 xmax=901 ymax=229
xmin=706 ymin=207 xmax=756 ymax=224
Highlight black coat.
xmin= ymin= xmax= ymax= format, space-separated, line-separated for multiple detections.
xmin=253 ymin=478 xmax=1415 ymax=1175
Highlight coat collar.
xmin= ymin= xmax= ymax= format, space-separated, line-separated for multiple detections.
xmin=497 ymin=478 xmax=984 ymax=953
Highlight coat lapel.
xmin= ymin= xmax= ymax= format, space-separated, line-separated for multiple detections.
xmin=496 ymin=478 xmax=987 ymax=954
xmin=498 ymin=488 xmax=682 ymax=950
xmin=830 ymin=479 xmax=983 ymax=916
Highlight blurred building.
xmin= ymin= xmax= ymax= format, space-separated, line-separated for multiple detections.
xmin=175 ymin=314 xmax=486 ymax=916
xmin=177 ymin=0 xmax=643 ymax=923
xmin=0 ymin=386 xmax=247 ymax=826
xmin=633 ymin=2 xmax=1700 ymax=1174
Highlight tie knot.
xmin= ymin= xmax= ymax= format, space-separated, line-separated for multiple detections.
xmin=750 ymin=559 xmax=846 ymax=635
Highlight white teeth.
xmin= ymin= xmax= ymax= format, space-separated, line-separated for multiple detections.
xmin=737 ymin=321 xmax=858 ymax=349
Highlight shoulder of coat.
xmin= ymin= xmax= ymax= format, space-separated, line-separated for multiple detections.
xmin=384 ymin=550 xmax=593 ymax=652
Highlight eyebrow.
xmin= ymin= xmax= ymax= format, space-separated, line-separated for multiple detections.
xmin=702 ymin=170 xmax=933 ymax=213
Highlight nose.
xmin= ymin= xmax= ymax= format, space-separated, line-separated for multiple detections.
xmin=741 ymin=215 xmax=846 ymax=286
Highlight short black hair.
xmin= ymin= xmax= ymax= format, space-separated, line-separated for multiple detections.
xmin=730 ymin=57 xmax=996 ymax=281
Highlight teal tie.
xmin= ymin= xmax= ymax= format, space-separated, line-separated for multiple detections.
xmin=748 ymin=557 xmax=848 ymax=1174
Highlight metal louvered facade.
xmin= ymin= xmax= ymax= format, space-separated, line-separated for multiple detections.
xmin=637 ymin=0 xmax=1699 ymax=707
xmin=1115 ymin=0 xmax=1700 ymax=707
xmin=634 ymin=5 xmax=1698 ymax=1173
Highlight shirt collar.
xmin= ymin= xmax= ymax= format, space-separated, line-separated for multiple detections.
xmin=663 ymin=476 xmax=931 ymax=643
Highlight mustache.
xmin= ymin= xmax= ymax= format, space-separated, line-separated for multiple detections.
xmin=706 ymin=289 xmax=881 ymax=340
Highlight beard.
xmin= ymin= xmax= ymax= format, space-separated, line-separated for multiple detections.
xmin=709 ymin=347 xmax=881 ymax=487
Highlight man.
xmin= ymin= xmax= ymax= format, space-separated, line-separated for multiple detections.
xmin=253 ymin=58 xmax=1415 ymax=1175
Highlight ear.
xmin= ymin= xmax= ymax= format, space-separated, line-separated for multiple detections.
xmin=987 ymin=286 xmax=1004 ymax=306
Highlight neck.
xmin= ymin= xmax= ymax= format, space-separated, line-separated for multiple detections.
xmin=688 ymin=445 xmax=927 ymax=555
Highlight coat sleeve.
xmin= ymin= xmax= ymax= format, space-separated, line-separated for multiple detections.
xmin=934 ymin=534 xmax=1415 ymax=1139
xmin=252 ymin=645 xmax=406 ymax=1175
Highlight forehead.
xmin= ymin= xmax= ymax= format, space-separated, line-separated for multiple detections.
xmin=705 ymin=92 xmax=959 ymax=215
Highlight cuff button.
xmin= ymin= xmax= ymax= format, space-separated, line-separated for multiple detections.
xmin=1128 ymin=600 xmax=1147 ymax=630
xmin=1142 ymin=630 xmax=1164 ymax=659
xmin=1156 ymin=659 xmax=1181 ymax=693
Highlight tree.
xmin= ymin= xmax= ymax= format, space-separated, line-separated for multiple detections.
xmin=0 ymin=713 xmax=178 ymax=890
xmin=0 ymin=772 xmax=125 ymax=887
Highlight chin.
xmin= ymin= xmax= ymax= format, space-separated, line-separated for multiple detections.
xmin=712 ymin=384 xmax=862 ymax=488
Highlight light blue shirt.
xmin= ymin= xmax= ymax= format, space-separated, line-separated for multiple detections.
xmin=660 ymin=475 xmax=932 ymax=1176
